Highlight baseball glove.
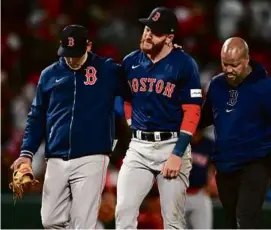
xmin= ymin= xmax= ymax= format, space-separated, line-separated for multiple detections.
xmin=9 ymin=163 xmax=39 ymax=202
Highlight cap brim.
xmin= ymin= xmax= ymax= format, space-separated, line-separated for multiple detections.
xmin=138 ymin=18 xmax=172 ymax=35
xmin=139 ymin=18 xmax=150 ymax=25
xmin=57 ymin=46 xmax=86 ymax=57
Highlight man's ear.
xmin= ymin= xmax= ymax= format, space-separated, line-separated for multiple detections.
xmin=87 ymin=42 xmax=92 ymax=52
xmin=166 ymin=34 xmax=174 ymax=46
xmin=243 ymin=55 xmax=250 ymax=68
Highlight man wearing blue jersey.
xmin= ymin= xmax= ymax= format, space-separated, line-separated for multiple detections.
xmin=199 ymin=37 xmax=271 ymax=228
xmin=10 ymin=25 xmax=128 ymax=229
xmin=115 ymin=7 xmax=202 ymax=229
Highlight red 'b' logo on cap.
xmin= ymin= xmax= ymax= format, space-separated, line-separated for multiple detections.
xmin=68 ymin=37 xmax=75 ymax=47
xmin=152 ymin=12 xmax=160 ymax=21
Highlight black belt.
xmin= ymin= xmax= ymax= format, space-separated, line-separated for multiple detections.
xmin=132 ymin=130 xmax=179 ymax=142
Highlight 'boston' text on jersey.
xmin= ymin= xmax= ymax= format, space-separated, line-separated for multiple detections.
xmin=130 ymin=77 xmax=176 ymax=98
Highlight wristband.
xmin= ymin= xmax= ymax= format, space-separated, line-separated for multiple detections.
xmin=173 ymin=132 xmax=192 ymax=157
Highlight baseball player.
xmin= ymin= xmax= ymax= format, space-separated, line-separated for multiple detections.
xmin=115 ymin=7 xmax=202 ymax=229
xmin=185 ymin=130 xmax=215 ymax=229
xmin=10 ymin=25 xmax=129 ymax=229
xmin=199 ymin=37 xmax=271 ymax=228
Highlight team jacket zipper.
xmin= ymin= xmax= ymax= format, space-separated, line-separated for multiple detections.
xmin=68 ymin=72 xmax=76 ymax=159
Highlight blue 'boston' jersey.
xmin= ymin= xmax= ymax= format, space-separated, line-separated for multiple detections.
xmin=122 ymin=48 xmax=202 ymax=132
xmin=201 ymin=60 xmax=271 ymax=172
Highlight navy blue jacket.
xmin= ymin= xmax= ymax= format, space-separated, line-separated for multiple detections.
xmin=20 ymin=53 xmax=128 ymax=160
xmin=200 ymin=60 xmax=271 ymax=172
xmin=114 ymin=96 xmax=125 ymax=118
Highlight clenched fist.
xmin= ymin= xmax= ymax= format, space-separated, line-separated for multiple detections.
xmin=161 ymin=154 xmax=182 ymax=179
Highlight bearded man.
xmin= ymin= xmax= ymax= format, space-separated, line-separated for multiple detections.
xmin=115 ymin=7 xmax=202 ymax=229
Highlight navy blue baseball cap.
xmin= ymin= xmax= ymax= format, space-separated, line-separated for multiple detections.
xmin=139 ymin=7 xmax=178 ymax=35
xmin=57 ymin=25 xmax=90 ymax=57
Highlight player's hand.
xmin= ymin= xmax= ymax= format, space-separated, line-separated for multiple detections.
xmin=173 ymin=44 xmax=182 ymax=49
xmin=161 ymin=154 xmax=182 ymax=179
xmin=10 ymin=156 xmax=31 ymax=171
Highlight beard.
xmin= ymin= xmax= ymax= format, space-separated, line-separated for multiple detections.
xmin=226 ymin=73 xmax=245 ymax=86
xmin=140 ymin=37 xmax=165 ymax=55
xmin=226 ymin=74 xmax=237 ymax=80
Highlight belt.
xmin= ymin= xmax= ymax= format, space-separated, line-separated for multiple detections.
xmin=132 ymin=130 xmax=179 ymax=142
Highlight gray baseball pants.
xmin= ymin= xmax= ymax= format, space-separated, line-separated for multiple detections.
xmin=115 ymin=137 xmax=192 ymax=229
xmin=41 ymin=155 xmax=109 ymax=229
xmin=185 ymin=189 xmax=213 ymax=229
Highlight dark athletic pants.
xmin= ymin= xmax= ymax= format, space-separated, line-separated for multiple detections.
xmin=216 ymin=152 xmax=271 ymax=229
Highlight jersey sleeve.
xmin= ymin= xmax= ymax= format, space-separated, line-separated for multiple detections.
xmin=114 ymin=96 xmax=125 ymax=118
xmin=178 ymin=57 xmax=202 ymax=105
xmin=20 ymin=70 xmax=48 ymax=158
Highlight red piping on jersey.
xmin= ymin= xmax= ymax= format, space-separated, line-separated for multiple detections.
xmin=180 ymin=104 xmax=201 ymax=135
xmin=124 ymin=101 xmax=132 ymax=120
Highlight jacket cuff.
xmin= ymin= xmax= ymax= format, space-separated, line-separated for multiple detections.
xmin=20 ymin=150 xmax=34 ymax=159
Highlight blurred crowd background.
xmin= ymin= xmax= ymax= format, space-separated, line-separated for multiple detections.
xmin=1 ymin=0 xmax=271 ymax=228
